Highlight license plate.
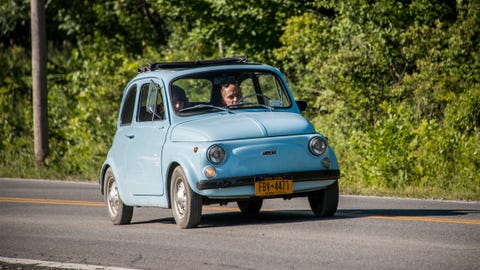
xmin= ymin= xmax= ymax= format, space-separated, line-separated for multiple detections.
xmin=255 ymin=176 xmax=293 ymax=196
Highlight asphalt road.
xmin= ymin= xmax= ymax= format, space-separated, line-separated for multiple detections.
xmin=0 ymin=178 xmax=479 ymax=270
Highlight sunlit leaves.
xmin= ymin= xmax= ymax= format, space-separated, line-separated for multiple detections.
xmin=0 ymin=0 xmax=478 ymax=198
xmin=276 ymin=0 xmax=479 ymax=199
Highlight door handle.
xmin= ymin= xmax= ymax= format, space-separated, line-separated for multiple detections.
xmin=126 ymin=134 xmax=135 ymax=139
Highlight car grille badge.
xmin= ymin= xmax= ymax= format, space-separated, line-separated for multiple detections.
xmin=262 ymin=150 xmax=277 ymax=156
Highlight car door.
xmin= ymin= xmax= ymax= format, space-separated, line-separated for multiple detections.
xmin=123 ymin=79 xmax=168 ymax=197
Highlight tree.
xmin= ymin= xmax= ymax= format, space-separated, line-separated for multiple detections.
xmin=1 ymin=0 xmax=477 ymax=199
xmin=274 ymin=0 xmax=479 ymax=198
xmin=31 ymin=0 xmax=48 ymax=166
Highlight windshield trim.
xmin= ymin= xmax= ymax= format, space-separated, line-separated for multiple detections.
xmin=169 ymin=68 xmax=293 ymax=117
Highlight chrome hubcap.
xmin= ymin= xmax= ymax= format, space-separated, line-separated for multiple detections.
xmin=107 ymin=180 xmax=120 ymax=217
xmin=174 ymin=180 xmax=187 ymax=218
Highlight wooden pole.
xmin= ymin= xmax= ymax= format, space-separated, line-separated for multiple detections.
xmin=31 ymin=0 xmax=49 ymax=166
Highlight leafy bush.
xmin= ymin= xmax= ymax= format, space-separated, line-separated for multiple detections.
xmin=0 ymin=0 xmax=478 ymax=200
xmin=275 ymin=0 xmax=479 ymax=200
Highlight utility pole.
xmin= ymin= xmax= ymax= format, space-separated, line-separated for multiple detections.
xmin=31 ymin=0 xmax=48 ymax=166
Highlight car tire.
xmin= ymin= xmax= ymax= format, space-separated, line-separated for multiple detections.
xmin=104 ymin=168 xmax=133 ymax=225
xmin=237 ymin=199 xmax=263 ymax=215
xmin=170 ymin=166 xmax=202 ymax=229
xmin=308 ymin=180 xmax=339 ymax=217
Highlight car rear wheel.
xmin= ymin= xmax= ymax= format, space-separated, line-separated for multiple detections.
xmin=308 ymin=181 xmax=339 ymax=217
xmin=104 ymin=168 xmax=133 ymax=225
xmin=170 ymin=166 xmax=202 ymax=229
xmin=237 ymin=199 xmax=263 ymax=215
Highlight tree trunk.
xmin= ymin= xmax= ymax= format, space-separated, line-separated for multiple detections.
xmin=31 ymin=0 xmax=48 ymax=167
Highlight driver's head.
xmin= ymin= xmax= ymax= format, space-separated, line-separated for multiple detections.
xmin=171 ymin=85 xmax=187 ymax=111
xmin=220 ymin=83 xmax=242 ymax=105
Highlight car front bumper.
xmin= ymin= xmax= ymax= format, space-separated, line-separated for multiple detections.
xmin=197 ymin=169 xmax=340 ymax=190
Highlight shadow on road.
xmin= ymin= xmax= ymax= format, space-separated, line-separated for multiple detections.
xmin=129 ymin=209 xmax=322 ymax=228
xmin=128 ymin=208 xmax=479 ymax=228
xmin=338 ymin=208 xmax=479 ymax=218
xmin=199 ymin=210 xmax=319 ymax=228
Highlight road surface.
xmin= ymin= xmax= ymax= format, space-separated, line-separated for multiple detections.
xmin=1 ymin=178 xmax=479 ymax=269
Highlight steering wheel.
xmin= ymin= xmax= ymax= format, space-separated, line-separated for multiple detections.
xmin=237 ymin=93 xmax=271 ymax=104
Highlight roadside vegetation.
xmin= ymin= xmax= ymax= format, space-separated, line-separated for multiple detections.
xmin=1 ymin=0 xmax=478 ymax=200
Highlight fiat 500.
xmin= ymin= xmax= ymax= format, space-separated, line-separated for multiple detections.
xmin=100 ymin=57 xmax=340 ymax=228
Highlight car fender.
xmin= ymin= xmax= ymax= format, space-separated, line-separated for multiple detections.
xmin=327 ymin=147 xmax=340 ymax=170
xmin=99 ymin=157 xmax=134 ymax=206
xmin=163 ymin=141 xmax=205 ymax=198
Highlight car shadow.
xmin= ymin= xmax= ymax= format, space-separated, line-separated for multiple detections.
xmin=129 ymin=208 xmax=479 ymax=228
xmin=337 ymin=208 xmax=479 ymax=218
xmin=199 ymin=208 xmax=480 ymax=228
xmin=130 ymin=217 xmax=176 ymax=225
xmin=198 ymin=210 xmax=319 ymax=228
xmin=129 ymin=209 xmax=320 ymax=227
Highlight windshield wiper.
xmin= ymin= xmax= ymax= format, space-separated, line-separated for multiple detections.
xmin=227 ymin=102 xmax=275 ymax=111
xmin=179 ymin=104 xmax=232 ymax=114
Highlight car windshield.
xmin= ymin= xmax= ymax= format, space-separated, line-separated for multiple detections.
xmin=170 ymin=70 xmax=292 ymax=116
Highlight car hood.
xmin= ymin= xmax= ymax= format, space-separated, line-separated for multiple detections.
xmin=170 ymin=112 xmax=315 ymax=142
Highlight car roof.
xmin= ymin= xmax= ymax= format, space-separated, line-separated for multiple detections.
xmin=132 ymin=56 xmax=279 ymax=83
xmin=138 ymin=56 xmax=250 ymax=72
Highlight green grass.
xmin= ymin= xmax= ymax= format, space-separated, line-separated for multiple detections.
xmin=340 ymin=183 xmax=479 ymax=201
xmin=0 ymin=155 xmax=98 ymax=183
xmin=1 ymin=156 xmax=478 ymax=201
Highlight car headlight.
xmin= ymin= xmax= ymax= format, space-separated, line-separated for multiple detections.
xmin=309 ymin=136 xmax=328 ymax=156
xmin=207 ymin=144 xmax=227 ymax=165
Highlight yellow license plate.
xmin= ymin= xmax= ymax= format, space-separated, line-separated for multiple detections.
xmin=255 ymin=177 xmax=293 ymax=196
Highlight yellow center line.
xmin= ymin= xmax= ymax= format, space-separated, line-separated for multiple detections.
xmin=1 ymin=197 xmax=478 ymax=225
xmin=367 ymin=215 xmax=480 ymax=225
xmin=0 ymin=197 xmax=104 ymax=207
xmin=203 ymin=206 xmax=239 ymax=212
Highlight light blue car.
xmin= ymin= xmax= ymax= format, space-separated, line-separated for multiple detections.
xmin=100 ymin=57 xmax=340 ymax=228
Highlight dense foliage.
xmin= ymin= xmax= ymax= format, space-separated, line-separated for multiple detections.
xmin=0 ymin=0 xmax=478 ymax=199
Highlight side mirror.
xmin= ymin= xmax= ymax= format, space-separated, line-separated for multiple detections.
xmin=146 ymin=81 xmax=159 ymax=115
xmin=296 ymin=100 xmax=307 ymax=112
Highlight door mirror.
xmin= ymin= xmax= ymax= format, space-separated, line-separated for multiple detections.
xmin=296 ymin=100 xmax=307 ymax=112
xmin=146 ymin=81 xmax=159 ymax=115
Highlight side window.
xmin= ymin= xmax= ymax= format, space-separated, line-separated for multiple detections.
xmin=137 ymin=82 xmax=165 ymax=122
xmin=120 ymin=85 xmax=137 ymax=125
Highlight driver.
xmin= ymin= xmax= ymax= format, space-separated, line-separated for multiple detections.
xmin=171 ymin=85 xmax=188 ymax=112
xmin=220 ymin=83 xmax=242 ymax=106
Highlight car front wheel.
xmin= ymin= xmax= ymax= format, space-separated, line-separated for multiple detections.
xmin=308 ymin=181 xmax=339 ymax=217
xmin=170 ymin=166 xmax=202 ymax=229
xmin=104 ymin=168 xmax=133 ymax=225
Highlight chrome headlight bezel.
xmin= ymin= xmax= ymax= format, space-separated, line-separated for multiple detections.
xmin=206 ymin=144 xmax=227 ymax=165
xmin=309 ymin=136 xmax=328 ymax=156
